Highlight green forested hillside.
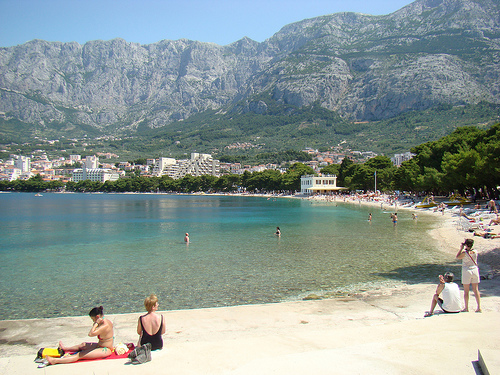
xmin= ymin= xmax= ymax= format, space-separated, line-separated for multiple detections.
xmin=129 ymin=101 xmax=500 ymax=157
xmin=2 ymin=101 xmax=499 ymax=161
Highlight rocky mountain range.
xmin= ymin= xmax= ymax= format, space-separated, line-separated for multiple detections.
xmin=0 ymin=0 xmax=499 ymax=141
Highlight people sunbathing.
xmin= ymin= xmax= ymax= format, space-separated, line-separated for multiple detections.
xmin=137 ymin=294 xmax=166 ymax=350
xmin=40 ymin=306 xmax=114 ymax=367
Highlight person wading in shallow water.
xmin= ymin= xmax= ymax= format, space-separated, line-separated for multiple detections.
xmin=390 ymin=213 xmax=398 ymax=225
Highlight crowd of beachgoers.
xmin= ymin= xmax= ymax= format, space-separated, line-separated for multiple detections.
xmin=226 ymin=190 xmax=500 ymax=242
xmin=308 ymin=192 xmax=498 ymax=232
xmin=305 ymin=192 xmax=500 ymax=270
xmin=303 ymin=192 xmax=500 ymax=285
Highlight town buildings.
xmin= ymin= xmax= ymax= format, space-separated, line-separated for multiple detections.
xmin=0 ymin=140 xmax=414 ymax=183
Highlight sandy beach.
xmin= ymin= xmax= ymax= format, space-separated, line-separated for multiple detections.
xmin=1 ymin=198 xmax=499 ymax=374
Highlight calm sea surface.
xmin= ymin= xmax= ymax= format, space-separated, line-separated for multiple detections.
xmin=0 ymin=193 xmax=449 ymax=320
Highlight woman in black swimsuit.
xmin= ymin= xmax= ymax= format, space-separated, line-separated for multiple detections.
xmin=137 ymin=294 xmax=166 ymax=350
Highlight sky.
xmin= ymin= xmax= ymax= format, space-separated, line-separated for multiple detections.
xmin=0 ymin=0 xmax=415 ymax=48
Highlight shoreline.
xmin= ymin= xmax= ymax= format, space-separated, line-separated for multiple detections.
xmin=1 ymin=194 xmax=500 ymax=374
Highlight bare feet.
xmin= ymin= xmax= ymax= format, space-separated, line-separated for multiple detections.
xmin=58 ymin=341 xmax=67 ymax=351
xmin=461 ymin=308 xmax=469 ymax=312
xmin=37 ymin=359 xmax=50 ymax=368
xmin=476 ymin=308 xmax=482 ymax=313
xmin=424 ymin=311 xmax=433 ymax=317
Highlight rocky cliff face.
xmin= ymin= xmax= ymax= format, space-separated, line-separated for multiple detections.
xmin=0 ymin=0 xmax=499 ymax=136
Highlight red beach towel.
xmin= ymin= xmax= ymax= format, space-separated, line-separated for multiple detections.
xmin=74 ymin=344 xmax=135 ymax=362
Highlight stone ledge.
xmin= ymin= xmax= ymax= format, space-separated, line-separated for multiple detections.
xmin=479 ymin=349 xmax=500 ymax=375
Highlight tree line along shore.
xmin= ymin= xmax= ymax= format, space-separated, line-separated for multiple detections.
xmin=1 ymin=124 xmax=499 ymax=197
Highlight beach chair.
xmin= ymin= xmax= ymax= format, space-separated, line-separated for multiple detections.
xmin=456 ymin=217 xmax=482 ymax=232
xmin=456 ymin=217 xmax=470 ymax=231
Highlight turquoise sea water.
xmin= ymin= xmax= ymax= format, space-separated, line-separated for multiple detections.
xmin=0 ymin=193 xmax=448 ymax=320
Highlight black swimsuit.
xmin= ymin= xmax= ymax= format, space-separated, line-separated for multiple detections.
xmin=139 ymin=315 xmax=164 ymax=350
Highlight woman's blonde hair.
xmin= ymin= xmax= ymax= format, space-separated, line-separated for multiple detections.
xmin=144 ymin=294 xmax=158 ymax=312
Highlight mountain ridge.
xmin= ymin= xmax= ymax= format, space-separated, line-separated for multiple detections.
xmin=0 ymin=0 xmax=499 ymax=152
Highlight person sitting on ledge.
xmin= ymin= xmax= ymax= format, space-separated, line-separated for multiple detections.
xmin=43 ymin=306 xmax=114 ymax=366
xmin=137 ymin=294 xmax=166 ymax=350
xmin=424 ymin=272 xmax=463 ymax=317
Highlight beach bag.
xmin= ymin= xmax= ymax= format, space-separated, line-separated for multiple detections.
xmin=34 ymin=347 xmax=64 ymax=362
xmin=128 ymin=342 xmax=152 ymax=364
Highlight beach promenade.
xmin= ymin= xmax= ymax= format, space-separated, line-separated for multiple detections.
xmin=1 ymin=283 xmax=499 ymax=375
xmin=1 ymin=199 xmax=499 ymax=374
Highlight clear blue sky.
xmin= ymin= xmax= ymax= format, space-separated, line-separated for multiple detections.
xmin=0 ymin=0 xmax=414 ymax=47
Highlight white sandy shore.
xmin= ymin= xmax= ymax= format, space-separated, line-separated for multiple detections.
xmin=1 ymin=196 xmax=499 ymax=374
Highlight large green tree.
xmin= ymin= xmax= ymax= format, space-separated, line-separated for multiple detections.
xmin=394 ymin=159 xmax=420 ymax=192
xmin=281 ymin=163 xmax=314 ymax=191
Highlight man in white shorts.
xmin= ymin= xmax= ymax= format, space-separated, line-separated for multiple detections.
xmin=456 ymin=238 xmax=481 ymax=312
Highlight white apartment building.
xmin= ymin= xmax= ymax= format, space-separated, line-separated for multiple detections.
xmin=153 ymin=157 xmax=177 ymax=177
xmin=72 ymin=165 xmax=120 ymax=183
xmin=300 ymin=174 xmax=345 ymax=195
xmin=153 ymin=153 xmax=220 ymax=179
xmin=1 ymin=167 xmax=21 ymax=181
xmin=84 ymin=155 xmax=99 ymax=169
xmin=14 ymin=155 xmax=31 ymax=173
xmin=391 ymin=152 xmax=415 ymax=167
xmin=70 ymin=155 xmax=82 ymax=164
xmin=177 ymin=153 xmax=219 ymax=178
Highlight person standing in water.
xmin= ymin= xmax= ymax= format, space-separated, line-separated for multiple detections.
xmin=275 ymin=227 xmax=281 ymax=237
xmin=391 ymin=213 xmax=398 ymax=225
xmin=184 ymin=233 xmax=189 ymax=244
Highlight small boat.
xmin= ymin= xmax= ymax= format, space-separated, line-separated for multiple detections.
xmin=443 ymin=194 xmax=472 ymax=207
xmin=35 ymin=193 xmax=43 ymax=197
xmin=415 ymin=195 xmax=437 ymax=208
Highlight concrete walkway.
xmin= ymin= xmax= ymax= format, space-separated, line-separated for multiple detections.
xmin=1 ymin=282 xmax=499 ymax=375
